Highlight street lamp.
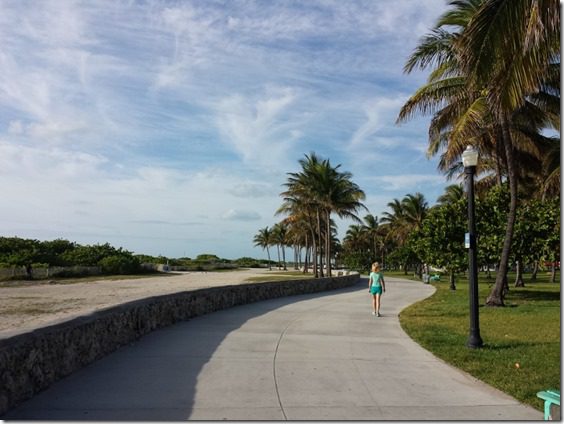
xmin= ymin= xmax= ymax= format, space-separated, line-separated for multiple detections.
xmin=462 ymin=145 xmax=483 ymax=349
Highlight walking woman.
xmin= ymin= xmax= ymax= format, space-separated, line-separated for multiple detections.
xmin=368 ymin=262 xmax=386 ymax=316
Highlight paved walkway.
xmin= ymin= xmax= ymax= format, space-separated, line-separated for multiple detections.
xmin=4 ymin=276 xmax=541 ymax=420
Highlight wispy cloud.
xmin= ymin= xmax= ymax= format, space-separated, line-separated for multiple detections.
xmin=349 ymin=97 xmax=407 ymax=148
xmin=221 ymin=209 xmax=261 ymax=221
xmin=0 ymin=0 xmax=448 ymax=258
xmin=215 ymin=86 xmax=306 ymax=168
xmin=369 ymin=174 xmax=446 ymax=192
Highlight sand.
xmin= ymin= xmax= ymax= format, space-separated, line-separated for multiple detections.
xmin=0 ymin=268 xmax=279 ymax=338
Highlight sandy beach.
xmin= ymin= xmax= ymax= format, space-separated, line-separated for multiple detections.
xmin=0 ymin=268 xmax=279 ymax=337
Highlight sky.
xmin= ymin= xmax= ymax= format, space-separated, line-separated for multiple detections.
xmin=0 ymin=0 xmax=456 ymax=260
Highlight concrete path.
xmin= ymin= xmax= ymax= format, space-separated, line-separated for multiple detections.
xmin=4 ymin=277 xmax=541 ymax=421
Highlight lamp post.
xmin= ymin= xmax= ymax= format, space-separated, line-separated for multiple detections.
xmin=462 ymin=145 xmax=483 ymax=349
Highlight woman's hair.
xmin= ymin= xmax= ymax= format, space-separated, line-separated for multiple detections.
xmin=371 ymin=262 xmax=380 ymax=272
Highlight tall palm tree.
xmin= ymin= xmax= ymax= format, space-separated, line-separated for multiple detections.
xmin=322 ymin=166 xmax=367 ymax=276
xmin=402 ymin=193 xmax=429 ymax=230
xmin=279 ymin=157 xmax=322 ymax=277
xmin=381 ymin=194 xmax=429 ymax=246
xmin=457 ymin=0 xmax=560 ymax=306
xmin=362 ymin=214 xmax=380 ymax=262
xmin=280 ymin=153 xmax=366 ymax=277
xmin=380 ymin=198 xmax=406 ymax=255
xmin=398 ymin=0 xmax=560 ymax=306
xmin=272 ymin=222 xmax=288 ymax=270
xmin=343 ymin=224 xmax=366 ymax=249
xmin=253 ymin=227 xmax=273 ymax=271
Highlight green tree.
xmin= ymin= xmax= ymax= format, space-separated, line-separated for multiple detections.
xmin=458 ymin=0 xmax=560 ymax=306
xmin=271 ymin=223 xmax=288 ymax=270
xmin=341 ymin=224 xmax=372 ymax=272
xmin=398 ymin=0 xmax=560 ymax=306
xmin=476 ymin=185 xmax=509 ymax=282
xmin=253 ymin=227 xmax=273 ymax=271
xmin=279 ymin=153 xmax=366 ymax=277
xmin=412 ymin=200 xmax=467 ymax=289
xmin=0 ymin=237 xmax=40 ymax=278
xmin=436 ymin=184 xmax=464 ymax=206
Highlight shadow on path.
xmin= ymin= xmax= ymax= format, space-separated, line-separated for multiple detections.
xmin=4 ymin=280 xmax=367 ymax=420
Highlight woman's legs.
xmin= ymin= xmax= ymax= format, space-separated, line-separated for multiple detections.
xmin=372 ymin=294 xmax=377 ymax=313
xmin=375 ymin=293 xmax=381 ymax=316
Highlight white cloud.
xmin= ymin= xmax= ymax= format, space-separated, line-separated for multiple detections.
xmin=371 ymin=174 xmax=445 ymax=191
xmin=349 ymin=97 xmax=406 ymax=148
xmin=7 ymin=121 xmax=23 ymax=134
xmin=221 ymin=209 xmax=261 ymax=221
xmin=231 ymin=182 xmax=274 ymax=198
xmin=0 ymin=1 xmax=450 ymax=258
xmin=215 ymin=86 xmax=305 ymax=168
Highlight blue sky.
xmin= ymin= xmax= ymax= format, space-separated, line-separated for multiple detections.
xmin=0 ymin=0 xmax=455 ymax=260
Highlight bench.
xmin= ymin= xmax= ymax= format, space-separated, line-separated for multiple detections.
xmin=537 ymin=389 xmax=560 ymax=420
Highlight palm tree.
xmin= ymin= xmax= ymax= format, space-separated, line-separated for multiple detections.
xmin=343 ymin=224 xmax=366 ymax=249
xmin=457 ymin=0 xmax=560 ymax=306
xmin=322 ymin=166 xmax=367 ymax=276
xmin=437 ymin=184 xmax=464 ymax=205
xmin=398 ymin=0 xmax=560 ymax=306
xmin=381 ymin=194 xmax=428 ymax=246
xmin=380 ymin=194 xmax=429 ymax=274
xmin=362 ymin=214 xmax=380 ymax=262
xmin=280 ymin=153 xmax=366 ymax=277
xmin=279 ymin=162 xmax=321 ymax=277
xmin=272 ymin=222 xmax=288 ymax=270
xmin=253 ymin=227 xmax=273 ymax=271
xmin=402 ymin=193 xmax=429 ymax=230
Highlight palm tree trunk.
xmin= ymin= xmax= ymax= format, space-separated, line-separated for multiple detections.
xmin=487 ymin=117 xmax=518 ymax=306
xmin=266 ymin=247 xmax=272 ymax=271
xmin=282 ymin=244 xmax=287 ymax=270
xmin=514 ymin=258 xmax=524 ymax=287
xmin=325 ymin=209 xmax=332 ymax=277
xmin=316 ymin=209 xmax=324 ymax=278
xmin=531 ymin=260 xmax=538 ymax=281
xmin=276 ymin=244 xmax=281 ymax=269
xmin=310 ymin=227 xmax=318 ymax=278
xmin=303 ymin=242 xmax=309 ymax=274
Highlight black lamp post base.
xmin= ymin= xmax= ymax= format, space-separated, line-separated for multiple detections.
xmin=467 ymin=334 xmax=484 ymax=349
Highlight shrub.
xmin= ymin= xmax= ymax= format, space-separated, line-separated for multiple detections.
xmin=98 ymin=255 xmax=140 ymax=275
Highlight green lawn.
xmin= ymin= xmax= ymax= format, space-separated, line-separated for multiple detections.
xmin=398 ymin=271 xmax=560 ymax=412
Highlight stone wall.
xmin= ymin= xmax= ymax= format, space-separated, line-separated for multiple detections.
xmin=0 ymin=273 xmax=359 ymax=416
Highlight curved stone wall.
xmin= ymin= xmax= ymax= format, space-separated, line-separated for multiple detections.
xmin=0 ymin=273 xmax=360 ymax=415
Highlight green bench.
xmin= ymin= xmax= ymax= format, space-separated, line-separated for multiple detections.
xmin=537 ymin=389 xmax=560 ymax=420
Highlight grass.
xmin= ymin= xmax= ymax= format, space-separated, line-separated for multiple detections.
xmin=398 ymin=271 xmax=560 ymax=412
xmin=245 ymin=270 xmax=315 ymax=283
xmin=1 ymin=301 xmax=83 ymax=316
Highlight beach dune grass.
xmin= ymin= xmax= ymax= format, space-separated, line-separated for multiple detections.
xmin=398 ymin=271 xmax=560 ymax=412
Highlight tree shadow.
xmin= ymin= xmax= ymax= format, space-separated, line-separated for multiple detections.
xmin=507 ymin=289 xmax=561 ymax=303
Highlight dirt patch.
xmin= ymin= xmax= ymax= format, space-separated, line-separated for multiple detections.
xmin=0 ymin=268 xmax=283 ymax=337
